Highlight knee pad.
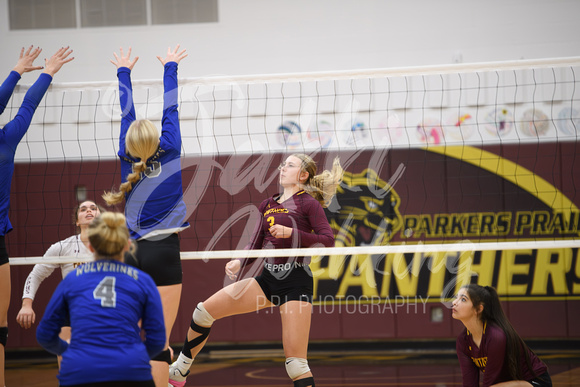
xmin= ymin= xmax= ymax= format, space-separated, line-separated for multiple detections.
xmin=182 ymin=302 xmax=215 ymax=358
xmin=0 ymin=327 xmax=7 ymax=347
xmin=193 ymin=302 xmax=215 ymax=327
xmin=151 ymin=348 xmax=172 ymax=364
xmin=294 ymin=377 xmax=315 ymax=387
xmin=285 ymin=357 xmax=310 ymax=380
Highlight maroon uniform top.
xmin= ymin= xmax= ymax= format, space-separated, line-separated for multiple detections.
xmin=241 ymin=190 xmax=334 ymax=267
xmin=456 ymin=323 xmax=548 ymax=387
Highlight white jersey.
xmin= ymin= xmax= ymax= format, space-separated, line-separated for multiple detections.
xmin=22 ymin=234 xmax=91 ymax=300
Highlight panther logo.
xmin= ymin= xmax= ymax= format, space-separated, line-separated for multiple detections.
xmin=325 ymin=168 xmax=403 ymax=246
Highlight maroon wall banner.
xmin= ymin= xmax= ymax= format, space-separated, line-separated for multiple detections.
xmin=7 ymin=142 xmax=580 ymax=348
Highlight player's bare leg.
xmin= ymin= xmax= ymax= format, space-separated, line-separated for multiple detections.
xmin=152 ymin=283 xmax=181 ymax=387
xmin=281 ymin=300 xmax=314 ymax=387
xmin=169 ymin=278 xmax=273 ymax=386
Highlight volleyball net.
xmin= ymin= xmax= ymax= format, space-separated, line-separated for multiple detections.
xmin=4 ymin=57 xmax=580 ymax=301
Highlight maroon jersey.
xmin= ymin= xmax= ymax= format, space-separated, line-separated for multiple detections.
xmin=456 ymin=323 xmax=548 ymax=387
xmin=242 ymin=190 xmax=334 ymax=266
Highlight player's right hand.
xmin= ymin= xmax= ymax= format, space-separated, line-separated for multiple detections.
xmin=225 ymin=260 xmax=241 ymax=281
xmin=16 ymin=305 xmax=36 ymax=329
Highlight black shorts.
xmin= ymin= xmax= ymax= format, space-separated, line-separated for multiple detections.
xmin=61 ymin=380 xmax=155 ymax=387
xmin=530 ymin=371 xmax=552 ymax=387
xmin=255 ymin=262 xmax=313 ymax=306
xmin=125 ymin=233 xmax=182 ymax=286
xmin=0 ymin=235 xmax=9 ymax=266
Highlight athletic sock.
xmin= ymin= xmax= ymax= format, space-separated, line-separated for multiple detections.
xmin=174 ymin=352 xmax=193 ymax=375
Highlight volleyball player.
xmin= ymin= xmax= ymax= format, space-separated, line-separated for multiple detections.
xmin=0 ymin=45 xmax=73 ymax=387
xmin=452 ymin=284 xmax=552 ymax=387
xmin=36 ymin=212 xmax=166 ymax=386
xmin=103 ymin=45 xmax=189 ymax=386
xmin=16 ymin=200 xmax=100 ymax=366
xmin=169 ymin=154 xmax=343 ymax=387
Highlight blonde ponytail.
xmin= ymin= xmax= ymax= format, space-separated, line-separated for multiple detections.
xmin=293 ymin=154 xmax=343 ymax=208
xmin=88 ymin=212 xmax=132 ymax=259
xmin=103 ymin=120 xmax=160 ymax=205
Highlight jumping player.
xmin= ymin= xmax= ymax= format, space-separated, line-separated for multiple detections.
xmin=0 ymin=45 xmax=73 ymax=386
xmin=169 ymin=154 xmax=343 ymax=387
xmin=36 ymin=212 xmax=166 ymax=387
xmin=16 ymin=200 xmax=101 ymax=366
xmin=452 ymin=284 xmax=552 ymax=387
xmin=103 ymin=45 xmax=189 ymax=386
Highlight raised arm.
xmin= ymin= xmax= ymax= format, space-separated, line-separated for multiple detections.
xmin=2 ymin=47 xmax=74 ymax=149
xmin=0 ymin=46 xmax=43 ymax=116
xmin=111 ymin=47 xmax=139 ymax=153
xmin=158 ymin=45 xmax=187 ymax=152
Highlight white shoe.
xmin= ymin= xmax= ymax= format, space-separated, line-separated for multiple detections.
xmin=169 ymin=362 xmax=190 ymax=387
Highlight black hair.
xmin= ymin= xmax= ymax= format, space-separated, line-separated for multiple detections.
xmin=462 ymin=284 xmax=537 ymax=380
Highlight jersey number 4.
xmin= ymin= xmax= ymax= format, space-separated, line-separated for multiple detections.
xmin=93 ymin=276 xmax=117 ymax=308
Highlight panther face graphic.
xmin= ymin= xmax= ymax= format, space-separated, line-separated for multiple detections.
xmin=325 ymin=168 xmax=403 ymax=246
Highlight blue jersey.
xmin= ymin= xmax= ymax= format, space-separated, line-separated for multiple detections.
xmin=0 ymin=71 xmax=52 ymax=236
xmin=117 ymin=63 xmax=189 ymax=239
xmin=36 ymin=260 xmax=166 ymax=385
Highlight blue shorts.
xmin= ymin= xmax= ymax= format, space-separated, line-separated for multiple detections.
xmin=254 ymin=262 xmax=313 ymax=306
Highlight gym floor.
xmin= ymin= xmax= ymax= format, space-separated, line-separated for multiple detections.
xmin=6 ymin=343 xmax=580 ymax=387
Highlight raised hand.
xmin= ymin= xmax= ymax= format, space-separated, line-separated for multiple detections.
xmin=157 ymin=44 xmax=187 ymax=66
xmin=13 ymin=45 xmax=44 ymax=75
xmin=43 ymin=46 xmax=74 ymax=77
xmin=110 ymin=47 xmax=139 ymax=70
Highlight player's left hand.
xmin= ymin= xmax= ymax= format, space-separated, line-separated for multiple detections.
xmin=269 ymin=224 xmax=292 ymax=239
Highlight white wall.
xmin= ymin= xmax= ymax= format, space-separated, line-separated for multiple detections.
xmin=1 ymin=0 xmax=579 ymax=84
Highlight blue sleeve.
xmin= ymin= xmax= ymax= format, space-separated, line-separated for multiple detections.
xmin=2 ymin=73 xmax=52 ymax=150
xmin=160 ymin=62 xmax=181 ymax=153
xmin=141 ymin=276 xmax=166 ymax=358
xmin=0 ymin=71 xmax=21 ymax=116
xmin=117 ymin=67 xmax=136 ymax=157
xmin=36 ymin=280 xmax=70 ymax=355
